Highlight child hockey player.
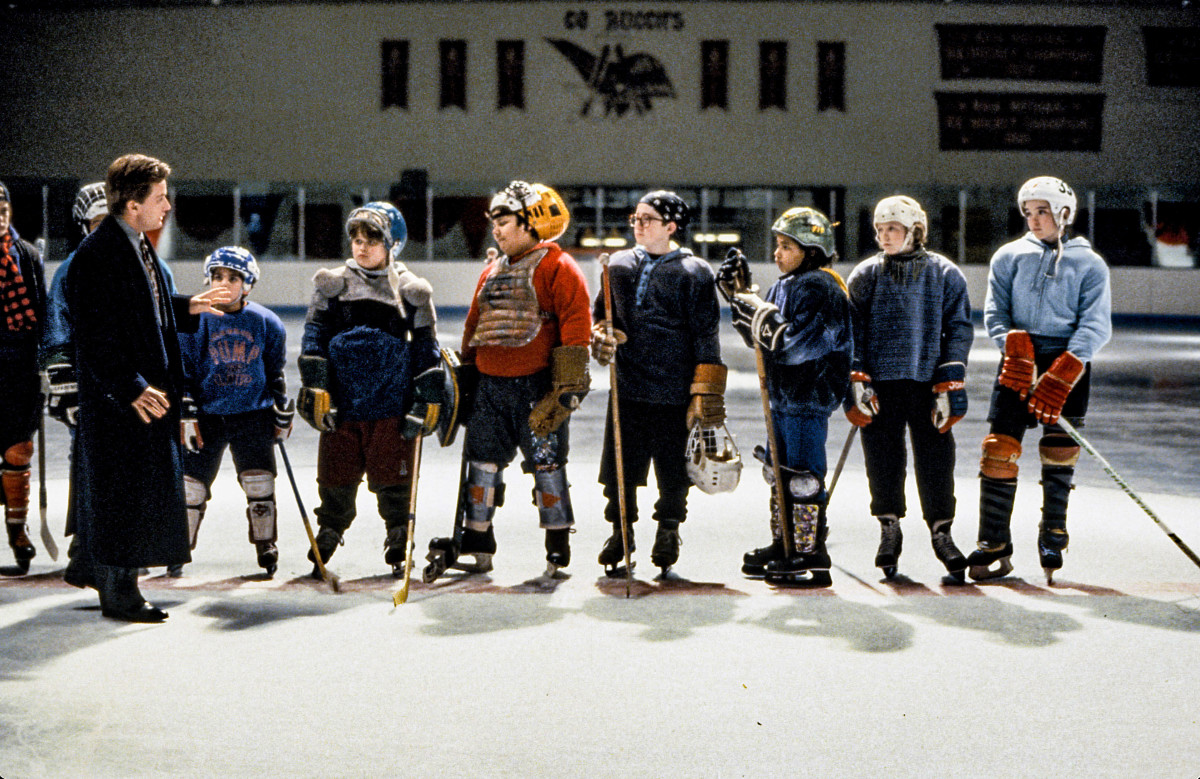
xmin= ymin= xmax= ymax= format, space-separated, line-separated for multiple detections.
xmin=175 ymin=246 xmax=292 ymax=577
xmin=298 ymin=202 xmax=439 ymax=577
xmin=718 ymin=207 xmax=852 ymax=586
xmin=968 ymin=176 xmax=1111 ymax=583
xmin=845 ymin=195 xmax=974 ymax=582
xmin=589 ymin=190 xmax=725 ymax=576
xmin=426 ymin=181 xmax=590 ymax=580
xmin=0 ymin=182 xmax=46 ymax=572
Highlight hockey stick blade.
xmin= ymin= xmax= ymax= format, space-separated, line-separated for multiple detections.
xmin=277 ymin=441 xmax=341 ymax=592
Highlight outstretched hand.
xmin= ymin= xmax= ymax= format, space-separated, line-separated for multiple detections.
xmin=189 ymin=287 xmax=234 ymax=315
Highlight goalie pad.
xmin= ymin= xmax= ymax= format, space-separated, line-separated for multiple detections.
xmin=533 ymin=466 xmax=574 ymax=529
xmin=980 ymin=433 xmax=1022 ymax=480
xmin=464 ymin=461 xmax=504 ymax=531
xmin=404 ymin=348 xmax=472 ymax=446
xmin=184 ymin=475 xmax=207 ymax=549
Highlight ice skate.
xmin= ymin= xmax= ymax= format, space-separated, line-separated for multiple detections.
xmin=1038 ymin=517 xmax=1069 ymax=584
xmin=650 ymin=519 xmax=680 ymax=574
xmin=384 ymin=527 xmax=408 ymax=578
xmin=763 ymin=551 xmax=833 ymax=588
xmin=423 ymin=526 xmax=494 ymax=583
xmin=6 ymin=523 xmax=36 ymax=574
xmin=253 ymin=541 xmax=278 ymax=577
xmin=598 ymin=526 xmax=634 ymax=578
xmin=308 ymin=527 xmax=342 ymax=579
xmin=967 ymin=541 xmax=1014 ymax=581
xmin=741 ymin=540 xmax=783 ymax=578
xmin=929 ymin=519 xmax=967 ymax=583
xmin=544 ymin=528 xmax=571 ymax=577
xmin=874 ymin=515 xmax=902 ymax=579
xmin=166 ymin=564 xmax=184 ymax=578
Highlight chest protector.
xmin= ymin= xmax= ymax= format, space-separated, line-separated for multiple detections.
xmin=470 ymin=248 xmax=548 ymax=348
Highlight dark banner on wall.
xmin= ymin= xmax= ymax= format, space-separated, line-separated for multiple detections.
xmin=1143 ymin=27 xmax=1200 ymax=87
xmin=817 ymin=41 xmax=845 ymax=112
xmin=936 ymin=92 xmax=1105 ymax=151
xmin=701 ymin=40 xmax=728 ymax=110
xmin=937 ymin=25 xmax=1106 ymax=82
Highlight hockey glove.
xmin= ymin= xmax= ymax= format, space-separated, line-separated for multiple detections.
xmin=998 ymin=330 xmax=1036 ymax=399
xmin=931 ymin=362 xmax=967 ymax=433
xmin=180 ymin=396 xmax=203 ymax=453
xmin=844 ymin=371 xmax=879 ymax=428
xmin=716 ymin=248 xmax=753 ymax=301
xmin=43 ymin=362 xmax=79 ymax=428
xmin=686 ymin=363 xmax=728 ymax=430
xmin=273 ymin=399 xmax=295 ymax=441
xmin=403 ymin=362 xmax=447 ymax=439
xmin=1027 ymin=351 xmax=1084 ymax=425
xmin=529 ymin=345 xmax=590 ymax=438
xmin=589 ymin=321 xmax=627 ymax=367
xmin=728 ymin=292 xmax=786 ymax=353
xmin=297 ymin=355 xmax=338 ymax=433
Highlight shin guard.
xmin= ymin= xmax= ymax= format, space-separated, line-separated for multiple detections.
xmin=533 ymin=466 xmax=574 ymax=530
xmin=2 ymin=441 xmax=33 ymax=523
xmin=183 ymin=476 xmax=208 ymax=549
xmin=464 ymin=461 xmax=504 ymax=532
xmin=239 ymin=470 xmax=278 ymax=544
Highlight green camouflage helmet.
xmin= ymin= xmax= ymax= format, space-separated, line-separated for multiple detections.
xmin=771 ymin=207 xmax=836 ymax=259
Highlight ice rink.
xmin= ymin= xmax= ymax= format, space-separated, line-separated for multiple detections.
xmin=2 ymin=312 xmax=1199 ymax=778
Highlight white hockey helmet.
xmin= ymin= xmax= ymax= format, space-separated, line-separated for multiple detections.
xmin=686 ymin=423 xmax=743 ymax=495
xmin=1018 ymin=176 xmax=1077 ymax=228
xmin=873 ymin=195 xmax=927 ymax=232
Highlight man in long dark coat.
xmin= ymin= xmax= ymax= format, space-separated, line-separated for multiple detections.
xmin=64 ymin=154 xmax=229 ymax=622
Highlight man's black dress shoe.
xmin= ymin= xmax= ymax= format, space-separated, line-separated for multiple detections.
xmin=102 ymin=602 xmax=169 ymax=623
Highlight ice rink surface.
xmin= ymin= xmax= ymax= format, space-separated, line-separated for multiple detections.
xmin=3 ymin=313 xmax=1200 ymax=778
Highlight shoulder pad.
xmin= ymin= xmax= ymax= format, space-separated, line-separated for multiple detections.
xmin=312 ymin=267 xmax=348 ymax=299
xmin=397 ymin=272 xmax=433 ymax=307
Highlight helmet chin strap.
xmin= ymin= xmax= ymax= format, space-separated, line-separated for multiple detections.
xmin=1046 ymin=207 xmax=1070 ymax=279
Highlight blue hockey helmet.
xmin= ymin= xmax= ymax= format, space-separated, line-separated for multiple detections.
xmin=204 ymin=245 xmax=260 ymax=287
xmin=365 ymin=200 xmax=408 ymax=258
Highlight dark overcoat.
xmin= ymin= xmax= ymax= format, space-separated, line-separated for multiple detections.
xmin=64 ymin=215 xmax=197 ymax=568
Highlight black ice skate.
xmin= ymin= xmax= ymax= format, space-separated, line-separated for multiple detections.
xmin=598 ymin=525 xmax=635 ymax=578
xmin=544 ymin=528 xmax=571 ymax=577
xmin=308 ymin=527 xmax=343 ymax=579
xmin=256 ymin=541 xmax=278 ymax=577
xmin=423 ymin=526 xmax=495 ymax=583
xmin=7 ymin=523 xmax=36 ymax=574
xmin=1038 ymin=517 xmax=1069 ymax=584
xmin=650 ymin=519 xmax=681 ymax=575
xmin=741 ymin=540 xmax=783 ymax=578
xmin=763 ymin=551 xmax=833 ymax=588
xmin=929 ymin=519 xmax=967 ymax=583
xmin=967 ymin=541 xmax=1014 ymax=581
xmin=875 ymin=515 xmax=902 ymax=579
xmin=384 ymin=527 xmax=408 ymax=578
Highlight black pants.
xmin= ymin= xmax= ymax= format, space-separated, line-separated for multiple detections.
xmin=598 ymin=398 xmax=689 ymax=524
xmin=183 ymin=409 xmax=277 ymax=491
xmin=859 ymin=379 xmax=956 ymax=520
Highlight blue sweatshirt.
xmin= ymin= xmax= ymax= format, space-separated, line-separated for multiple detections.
xmin=178 ymin=300 xmax=287 ymax=416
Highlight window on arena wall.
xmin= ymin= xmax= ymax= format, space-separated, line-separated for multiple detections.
xmin=497 ymin=40 xmax=525 ymax=110
xmin=439 ymin=39 xmax=467 ymax=110
xmin=817 ymin=42 xmax=845 ymax=112
xmin=759 ymin=41 xmax=787 ymax=110
xmin=700 ymin=40 xmax=729 ymax=110
xmin=381 ymin=40 xmax=409 ymax=110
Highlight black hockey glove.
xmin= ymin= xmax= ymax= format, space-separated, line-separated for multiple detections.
xmin=717 ymin=248 xmax=753 ymax=301
xmin=43 ymin=362 xmax=79 ymax=428
xmin=728 ymin=292 xmax=786 ymax=353
xmin=273 ymin=399 xmax=295 ymax=441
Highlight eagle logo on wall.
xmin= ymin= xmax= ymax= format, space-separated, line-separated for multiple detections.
xmin=546 ymin=39 xmax=677 ymax=117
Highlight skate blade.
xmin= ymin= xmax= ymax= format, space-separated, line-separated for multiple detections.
xmin=880 ymin=565 xmax=898 ymax=580
xmin=942 ymin=569 xmax=967 ymax=585
xmin=968 ymin=557 xmax=1014 ymax=581
xmin=604 ymin=561 xmax=635 ymax=579
xmin=765 ymin=569 xmax=832 ymax=588
xmin=451 ymin=553 xmax=494 ymax=574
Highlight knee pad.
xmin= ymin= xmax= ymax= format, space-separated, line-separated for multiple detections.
xmin=3 ymin=441 xmax=33 ymax=468
xmin=183 ymin=476 xmax=208 ymax=549
xmin=1039 ymin=434 xmax=1080 ymax=467
xmin=980 ymin=434 xmax=1022 ymax=480
xmin=465 ymin=461 xmax=503 ymax=531
xmin=784 ymin=468 xmax=822 ymax=504
xmin=533 ymin=466 xmax=574 ymax=529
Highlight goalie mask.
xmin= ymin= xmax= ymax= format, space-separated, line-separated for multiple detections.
xmin=72 ymin=182 xmax=108 ymax=237
xmin=686 ymin=423 xmax=743 ymax=495
xmin=1018 ymin=176 xmax=1077 ymax=229
xmin=204 ymin=246 xmax=260 ymax=288
xmin=771 ymin=207 xmax=837 ymax=262
xmin=365 ymin=200 xmax=408 ymax=259
xmin=490 ymin=181 xmax=570 ymax=242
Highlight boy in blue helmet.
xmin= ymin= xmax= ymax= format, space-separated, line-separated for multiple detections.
xmin=718 ymin=207 xmax=853 ymax=587
xmin=176 ymin=245 xmax=293 ymax=577
xmin=298 ymin=202 xmax=440 ymax=577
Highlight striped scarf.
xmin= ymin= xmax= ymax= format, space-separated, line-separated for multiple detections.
xmin=0 ymin=232 xmax=37 ymax=332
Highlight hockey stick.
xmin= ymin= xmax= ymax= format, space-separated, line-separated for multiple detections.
xmin=825 ymin=425 xmax=857 ymax=504
xmin=392 ymin=435 xmax=423 ymax=606
xmin=1058 ymin=418 xmax=1200 ymax=571
xmin=601 ymin=253 xmax=634 ymax=598
xmin=276 ymin=440 xmax=340 ymax=592
xmin=753 ymin=340 xmax=792 ymax=559
xmin=36 ymin=388 xmax=59 ymax=561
